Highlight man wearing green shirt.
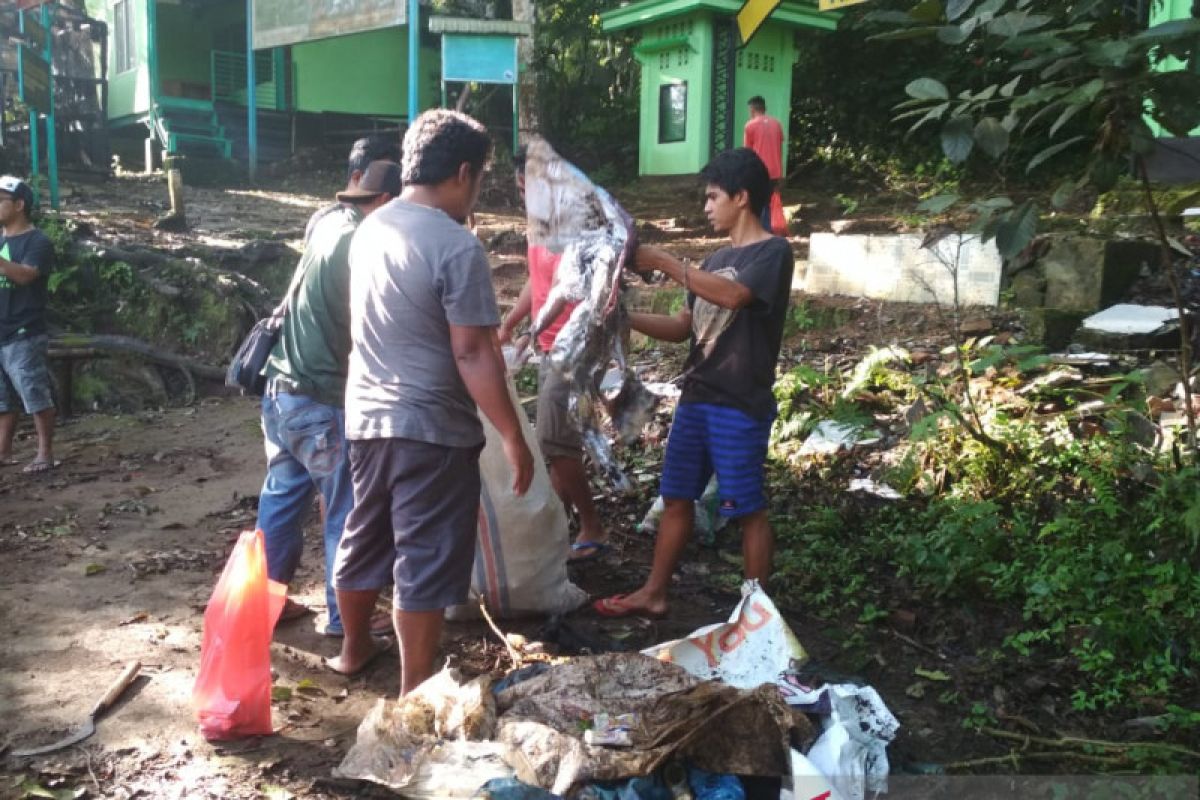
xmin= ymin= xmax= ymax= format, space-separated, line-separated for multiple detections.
xmin=255 ymin=160 xmax=400 ymax=638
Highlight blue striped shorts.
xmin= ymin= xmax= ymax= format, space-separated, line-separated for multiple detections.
xmin=660 ymin=402 xmax=774 ymax=518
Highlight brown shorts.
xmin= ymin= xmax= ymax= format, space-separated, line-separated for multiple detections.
xmin=332 ymin=437 xmax=482 ymax=612
xmin=536 ymin=360 xmax=582 ymax=460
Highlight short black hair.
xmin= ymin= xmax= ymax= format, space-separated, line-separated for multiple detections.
xmin=347 ymin=134 xmax=401 ymax=180
xmin=700 ymin=148 xmax=771 ymax=216
xmin=402 ymin=109 xmax=492 ymax=186
xmin=748 ymin=95 xmax=766 ymax=112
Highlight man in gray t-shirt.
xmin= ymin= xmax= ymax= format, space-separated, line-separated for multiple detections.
xmin=329 ymin=110 xmax=534 ymax=695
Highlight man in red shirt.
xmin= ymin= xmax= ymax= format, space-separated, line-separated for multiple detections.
xmin=743 ymin=96 xmax=784 ymax=233
xmin=499 ymin=148 xmax=608 ymax=563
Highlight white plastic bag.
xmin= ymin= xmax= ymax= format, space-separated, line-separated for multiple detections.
xmin=640 ymin=580 xmax=807 ymax=687
xmin=447 ymin=378 xmax=587 ymax=620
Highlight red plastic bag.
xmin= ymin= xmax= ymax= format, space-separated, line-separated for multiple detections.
xmin=769 ymin=191 xmax=788 ymax=237
xmin=193 ymin=529 xmax=286 ymax=740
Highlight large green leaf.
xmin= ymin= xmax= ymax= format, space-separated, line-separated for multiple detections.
xmin=946 ymin=0 xmax=974 ymax=22
xmin=1049 ymin=103 xmax=1086 ymax=138
xmin=1040 ymin=54 xmax=1083 ymax=80
xmin=869 ymin=25 xmax=942 ymax=41
xmin=1026 ymin=136 xmax=1086 ymax=173
xmin=906 ymin=103 xmax=951 ymax=134
xmin=1022 ymin=100 xmax=1066 ymax=134
xmin=995 ymin=201 xmax=1038 ymax=259
xmin=1132 ymin=18 xmax=1200 ymax=47
xmin=941 ymin=117 xmax=975 ymax=163
xmin=1000 ymin=76 xmax=1022 ymax=98
xmin=906 ymin=78 xmax=950 ymax=101
xmin=1064 ymin=78 xmax=1105 ymax=105
xmin=938 ymin=22 xmax=973 ymax=45
xmin=969 ymin=196 xmax=1013 ymax=211
xmin=974 ymin=116 xmax=1010 ymax=158
xmin=1011 ymin=84 xmax=1069 ymax=110
xmin=917 ymin=193 xmax=960 ymax=213
xmin=987 ymin=11 xmax=1052 ymax=38
xmin=909 ymin=0 xmax=946 ymax=25
xmin=1083 ymin=39 xmax=1134 ymax=69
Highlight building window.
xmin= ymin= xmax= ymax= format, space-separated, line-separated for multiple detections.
xmin=114 ymin=0 xmax=136 ymax=74
xmin=659 ymin=82 xmax=687 ymax=144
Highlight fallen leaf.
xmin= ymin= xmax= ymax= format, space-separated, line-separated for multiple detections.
xmin=905 ymin=681 xmax=927 ymax=699
xmin=84 ymin=563 xmax=107 ymax=576
xmin=915 ymin=667 xmax=951 ymax=682
xmin=119 ymin=612 xmax=150 ymax=626
xmin=271 ymin=686 xmax=292 ymax=702
xmin=295 ymin=679 xmax=325 ymax=696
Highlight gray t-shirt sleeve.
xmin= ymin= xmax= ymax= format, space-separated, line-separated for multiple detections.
xmin=438 ymin=241 xmax=500 ymax=327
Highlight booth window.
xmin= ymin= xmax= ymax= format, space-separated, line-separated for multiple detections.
xmin=659 ymin=82 xmax=687 ymax=143
xmin=114 ymin=0 xmax=137 ymax=74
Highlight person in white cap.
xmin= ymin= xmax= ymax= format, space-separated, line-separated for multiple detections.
xmin=0 ymin=175 xmax=55 ymax=473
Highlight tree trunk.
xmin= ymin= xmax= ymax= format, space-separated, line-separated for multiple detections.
xmin=513 ymin=0 xmax=539 ymax=142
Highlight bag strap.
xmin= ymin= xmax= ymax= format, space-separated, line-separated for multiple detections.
xmin=269 ymin=211 xmax=336 ymax=323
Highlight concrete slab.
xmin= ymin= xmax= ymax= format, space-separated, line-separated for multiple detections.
xmin=801 ymin=233 xmax=1002 ymax=307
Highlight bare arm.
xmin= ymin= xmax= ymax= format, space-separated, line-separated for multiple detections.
xmin=629 ymin=309 xmax=692 ymax=343
xmin=498 ymin=282 xmax=532 ymax=345
xmin=635 ymin=245 xmax=753 ymax=310
xmin=450 ymin=324 xmax=534 ymax=495
xmin=0 ymin=258 xmax=41 ymax=286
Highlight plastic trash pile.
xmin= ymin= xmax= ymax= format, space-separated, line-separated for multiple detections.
xmin=335 ymin=583 xmax=897 ymax=800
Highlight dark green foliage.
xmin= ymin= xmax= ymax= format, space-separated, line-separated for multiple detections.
xmin=877 ymin=0 xmax=1200 ymax=255
xmin=532 ymin=1 xmax=639 ymax=181
xmin=768 ymin=344 xmax=1200 ymax=719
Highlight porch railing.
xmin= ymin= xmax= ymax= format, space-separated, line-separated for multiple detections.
xmin=211 ymin=49 xmax=282 ymax=109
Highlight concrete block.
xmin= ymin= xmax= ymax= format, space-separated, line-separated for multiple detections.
xmin=801 ymin=233 xmax=1002 ymax=307
xmin=1036 ymin=236 xmax=1157 ymax=312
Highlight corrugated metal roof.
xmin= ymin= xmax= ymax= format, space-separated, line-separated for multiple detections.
xmin=428 ymin=16 xmax=531 ymax=36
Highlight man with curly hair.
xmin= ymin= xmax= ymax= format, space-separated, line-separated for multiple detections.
xmin=329 ymin=110 xmax=534 ymax=694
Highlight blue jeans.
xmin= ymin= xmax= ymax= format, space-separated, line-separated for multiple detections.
xmin=255 ymin=390 xmax=352 ymax=634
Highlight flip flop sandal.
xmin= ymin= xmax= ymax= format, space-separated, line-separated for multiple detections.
xmin=567 ymin=540 xmax=612 ymax=564
xmin=592 ymin=594 xmax=666 ymax=619
xmin=22 ymin=459 xmax=56 ymax=474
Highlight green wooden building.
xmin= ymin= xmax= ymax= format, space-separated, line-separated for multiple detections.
xmin=599 ymin=0 xmax=836 ymax=176
xmin=81 ymin=0 xmax=442 ymax=165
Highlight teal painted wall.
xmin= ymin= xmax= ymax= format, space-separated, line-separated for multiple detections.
xmin=292 ymin=26 xmax=438 ymax=116
xmin=86 ymin=0 xmax=151 ymax=121
xmin=633 ymin=14 xmax=795 ymax=176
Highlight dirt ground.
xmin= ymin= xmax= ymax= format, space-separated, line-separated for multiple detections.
xmin=0 ymin=167 xmax=1005 ymax=799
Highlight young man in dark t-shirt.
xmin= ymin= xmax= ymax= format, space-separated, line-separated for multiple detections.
xmin=0 ymin=175 xmax=56 ymax=473
xmin=594 ymin=148 xmax=794 ymax=618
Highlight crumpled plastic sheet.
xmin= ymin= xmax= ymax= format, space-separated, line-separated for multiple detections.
xmin=334 ymin=668 xmax=513 ymax=798
xmin=805 ymin=684 xmax=899 ymax=800
xmin=495 ymin=652 xmax=810 ymax=796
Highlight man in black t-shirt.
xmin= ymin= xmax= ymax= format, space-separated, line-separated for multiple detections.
xmin=594 ymin=149 xmax=795 ymax=619
xmin=0 ymin=176 xmax=56 ymax=473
